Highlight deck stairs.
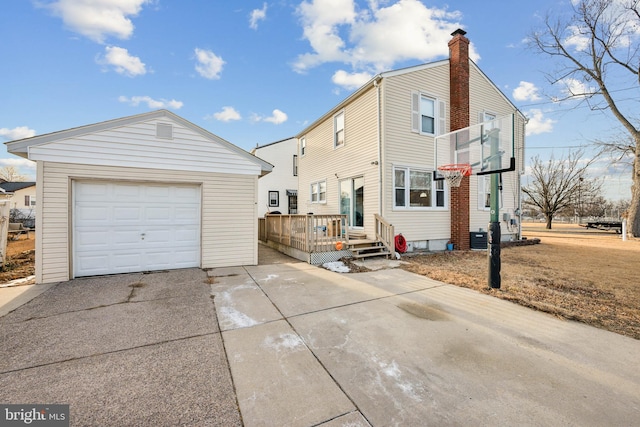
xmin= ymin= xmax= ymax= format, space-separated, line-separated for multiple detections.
xmin=347 ymin=231 xmax=391 ymax=259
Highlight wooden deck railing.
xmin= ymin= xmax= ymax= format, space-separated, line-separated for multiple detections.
xmin=374 ymin=214 xmax=394 ymax=255
xmin=265 ymin=214 xmax=349 ymax=253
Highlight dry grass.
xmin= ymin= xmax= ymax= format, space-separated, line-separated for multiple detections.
xmin=401 ymin=222 xmax=640 ymax=340
xmin=1 ymin=235 xmax=35 ymax=283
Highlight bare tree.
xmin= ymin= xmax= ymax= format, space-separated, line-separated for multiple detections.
xmin=0 ymin=166 xmax=26 ymax=182
xmin=530 ymin=0 xmax=640 ymax=236
xmin=523 ymin=151 xmax=602 ymax=229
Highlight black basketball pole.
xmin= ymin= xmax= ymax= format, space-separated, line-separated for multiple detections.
xmin=488 ymin=175 xmax=501 ymax=289
xmin=487 ymin=128 xmax=501 ymax=289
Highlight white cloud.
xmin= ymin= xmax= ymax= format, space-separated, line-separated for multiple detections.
xmin=524 ymin=109 xmax=555 ymax=136
xmin=118 ymin=95 xmax=183 ymax=109
xmin=45 ymin=0 xmax=151 ymax=43
xmin=564 ymin=25 xmax=590 ymax=52
xmin=250 ymin=3 xmax=268 ymax=30
xmin=512 ymin=81 xmax=541 ymax=102
xmin=332 ymin=70 xmax=373 ymax=90
xmin=560 ymin=77 xmax=596 ymax=99
xmin=294 ymin=0 xmax=478 ymax=75
xmin=0 ymin=126 xmax=36 ymax=141
xmin=210 ymin=106 xmax=241 ymax=122
xmin=0 ymin=158 xmax=37 ymax=180
xmin=194 ymin=48 xmax=225 ymax=80
xmin=253 ymin=109 xmax=288 ymax=124
xmin=99 ymin=46 xmax=146 ymax=76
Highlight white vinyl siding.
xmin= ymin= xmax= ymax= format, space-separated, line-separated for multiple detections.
xmin=382 ymin=63 xmax=451 ymax=242
xmin=28 ymin=118 xmax=262 ymax=176
xmin=253 ymin=138 xmax=298 ymax=218
xmin=297 ymin=85 xmax=379 ymax=234
xmin=36 ymin=161 xmax=258 ymax=284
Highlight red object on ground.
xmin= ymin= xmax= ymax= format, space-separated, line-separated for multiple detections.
xmin=395 ymin=234 xmax=407 ymax=253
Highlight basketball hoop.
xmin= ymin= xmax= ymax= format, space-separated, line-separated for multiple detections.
xmin=438 ymin=164 xmax=472 ymax=188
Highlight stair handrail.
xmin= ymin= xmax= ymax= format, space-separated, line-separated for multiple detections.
xmin=374 ymin=214 xmax=394 ymax=256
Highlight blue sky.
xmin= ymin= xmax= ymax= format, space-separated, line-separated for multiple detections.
xmin=0 ymin=0 xmax=635 ymax=200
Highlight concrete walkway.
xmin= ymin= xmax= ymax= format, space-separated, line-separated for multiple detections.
xmin=209 ymin=259 xmax=640 ymax=426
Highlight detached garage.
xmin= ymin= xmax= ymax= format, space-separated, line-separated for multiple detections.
xmin=5 ymin=110 xmax=272 ymax=284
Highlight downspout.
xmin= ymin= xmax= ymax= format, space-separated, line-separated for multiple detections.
xmin=374 ymin=77 xmax=382 ymax=216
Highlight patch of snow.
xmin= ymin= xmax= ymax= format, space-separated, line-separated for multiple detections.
xmin=323 ymin=261 xmax=350 ymax=273
xmin=219 ymin=306 xmax=259 ymax=329
xmin=263 ymin=333 xmax=305 ymax=353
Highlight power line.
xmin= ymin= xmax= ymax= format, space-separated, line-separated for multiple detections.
xmin=517 ymin=86 xmax=638 ymax=108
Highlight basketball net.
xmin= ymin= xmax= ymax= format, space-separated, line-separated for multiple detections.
xmin=438 ymin=164 xmax=471 ymax=188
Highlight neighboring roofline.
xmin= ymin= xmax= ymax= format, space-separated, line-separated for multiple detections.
xmin=251 ymin=136 xmax=296 ymax=154
xmin=0 ymin=182 xmax=36 ymax=192
xmin=4 ymin=109 xmax=273 ymax=174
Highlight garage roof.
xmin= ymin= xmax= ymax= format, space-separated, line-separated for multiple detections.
xmin=5 ymin=110 xmax=273 ymax=179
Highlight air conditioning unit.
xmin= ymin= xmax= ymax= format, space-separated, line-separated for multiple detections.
xmin=470 ymin=231 xmax=488 ymax=249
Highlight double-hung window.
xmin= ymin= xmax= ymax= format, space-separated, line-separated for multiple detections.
xmin=310 ymin=180 xmax=326 ymax=203
xmin=300 ymin=137 xmax=306 ymax=156
xmin=411 ymin=92 xmax=445 ymax=135
xmin=268 ymin=191 xmax=279 ymax=207
xmin=334 ymin=111 xmax=344 ymax=148
xmin=394 ymin=166 xmax=445 ymax=209
xmin=421 ymin=97 xmax=435 ymax=134
xmin=293 ymin=155 xmax=298 ymax=176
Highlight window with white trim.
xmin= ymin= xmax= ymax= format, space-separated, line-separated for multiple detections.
xmin=411 ymin=92 xmax=445 ymax=135
xmin=478 ymin=175 xmax=503 ymax=211
xmin=269 ymin=191 xmax=279 ymax=207
xmin=293 ymin=155 xmax=298 ymax=176
xmin=24 ymin=195 xmax=35 ymax=207
xmin=300 ymin=137 xmax=306 ymax=156
xmin=310 ymin=180 xmax=326 ymax=203
xmin=334 ymin=111 xmax=344 ymax=148
xmin=394 ymin=166 xmax=445 ymax=208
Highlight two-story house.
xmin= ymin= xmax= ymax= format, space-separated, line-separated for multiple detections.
xmin=296 ymin=30 xmax=526 ymax=252
xmin=251 ymin=137 xmax=298 ymax=217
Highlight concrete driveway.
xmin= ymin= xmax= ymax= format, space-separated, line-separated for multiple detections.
xmin=0 ymin=269 xmax=241 ymax=426
xmin=209 ymin=261 xmax=640 ymax=427
xmin=2 ymin=249 xmax=639 ymax=426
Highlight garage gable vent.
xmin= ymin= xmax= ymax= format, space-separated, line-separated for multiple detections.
xmin=156 ymin=123 xmax=173 ymax=140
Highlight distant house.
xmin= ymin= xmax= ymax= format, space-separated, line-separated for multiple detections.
xmin=0 ymin=181 xmax=36 ymax=213
xmin=251 ymin=137 xmax=298 ymax=217
xmin=296 ymin=30 xmax=526 ymax=251
xmin=5 ymin=109 xmax=272 ymax=284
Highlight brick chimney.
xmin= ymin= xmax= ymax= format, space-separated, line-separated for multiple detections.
xmin=448 ymin=28 xmax=470 ymax=250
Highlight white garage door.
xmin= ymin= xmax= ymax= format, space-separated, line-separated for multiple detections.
xmin=73 ymin=181 xmax=201 ymax=277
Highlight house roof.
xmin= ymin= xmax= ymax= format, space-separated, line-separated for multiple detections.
xmin=4 ymin=109 xmax=273 ymax=175
xmin=0 ymin=182 xmax=35 ymax=192
xmin=295 ymin=59 xmax=524 ymax=138
xmin=250 ymin=136 xmax=296 ymax=154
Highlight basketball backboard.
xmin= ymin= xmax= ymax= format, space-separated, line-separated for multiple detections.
xmin=434 ymin=113 xmax=515 ymax=180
